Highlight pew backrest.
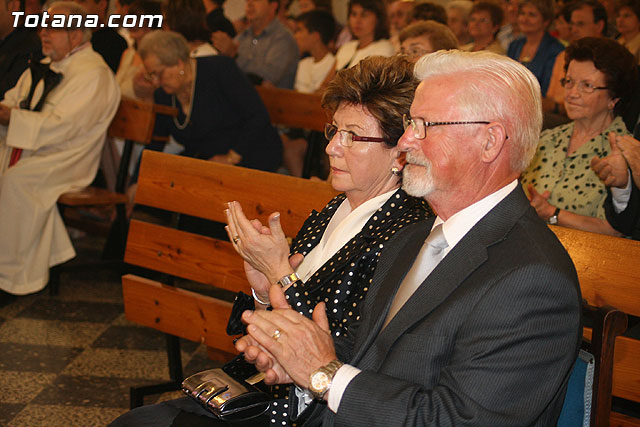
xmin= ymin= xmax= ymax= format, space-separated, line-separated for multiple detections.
xmin=122 ymin=151 xmax=338 ymax=355
xmin=551 ymin=225 xmax=640 ymax=425
xmin=255 ymin=86 xmax=326 ymax=132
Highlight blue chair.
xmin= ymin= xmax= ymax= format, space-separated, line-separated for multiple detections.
xmin=558 ymin=304 xmax=627 ymax=427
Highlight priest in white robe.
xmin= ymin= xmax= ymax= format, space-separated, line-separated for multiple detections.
xmin=0 ymin=1 xmax=120 ymax=295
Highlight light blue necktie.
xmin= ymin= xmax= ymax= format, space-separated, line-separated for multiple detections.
xmin=383 ymin=223 xmax=448 ymax=328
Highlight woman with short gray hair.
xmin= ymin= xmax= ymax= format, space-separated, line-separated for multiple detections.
xmin=135 ymin=30 xmax=282 ymax=171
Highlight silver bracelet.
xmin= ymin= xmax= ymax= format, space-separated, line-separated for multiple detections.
xmin=251 ymin=288 xmax=270 ymax=306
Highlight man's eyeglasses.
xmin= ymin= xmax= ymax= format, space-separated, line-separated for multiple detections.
xmin=324 ymin=123 xmax=387 ymax=147
xmin=402 ymin=114 xmax=490 ymax=140
xmin=560 ymin=78 xmax=608 ymax=94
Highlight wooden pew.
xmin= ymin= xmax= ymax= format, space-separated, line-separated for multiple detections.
xmin=255 ymin=86 xmax=326 ymax=132
xmin=255 ymin=86 xmax=327 ymax=178
xmin=551 ymin=226 xmax=640 ymax=426
xmin=122 ymin=150 xmax=338 ymax=406
xmin=121 ymin=151 xmax=640 ymax=424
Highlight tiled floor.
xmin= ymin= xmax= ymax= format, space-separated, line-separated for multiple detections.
xmin=0 ymin=235 xmax=220 ymax=426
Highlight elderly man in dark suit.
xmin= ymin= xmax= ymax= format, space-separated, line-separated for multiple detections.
xmin=238 ymin=50 xmax=582 ymax=427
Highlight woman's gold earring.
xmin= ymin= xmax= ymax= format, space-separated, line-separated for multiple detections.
xmin=391 ymin=167 xmax=402 ymax=176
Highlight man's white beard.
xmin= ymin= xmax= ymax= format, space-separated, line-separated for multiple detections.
xmin=402 ymin=151 xmax=434 ymax=197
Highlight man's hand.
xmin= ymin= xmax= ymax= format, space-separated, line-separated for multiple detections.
xmin=617 ymin=134 xmax=640 ymax=188
xmin=0 ymin=104 xmax=12 ymax=126
xmin=527 ymin=184 xmax=555 ymax=220
xmin=241 ymin=285 xmax=337 ymax=388
xmin=591 ymin=132 xmax=630 ymax=188
xmin=212 ymin=31 xmax=238 ymax=57
xmin=235 ymin=333 xmax=292 ymax=384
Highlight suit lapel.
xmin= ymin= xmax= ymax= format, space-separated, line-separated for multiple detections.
xmin=350 ymin=218 xmax=434 ymax=363
xmin=359 ymin=230 xmax=489 ymax=370
xmin=352 ymin=187 xmax=531 ymax=371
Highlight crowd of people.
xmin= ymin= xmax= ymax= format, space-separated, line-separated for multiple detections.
xmin=1 ymin=0 xmax=640 ymax=424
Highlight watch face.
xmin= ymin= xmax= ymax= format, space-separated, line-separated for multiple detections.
xmin=310 ymin=371 xmax=330 ymax=393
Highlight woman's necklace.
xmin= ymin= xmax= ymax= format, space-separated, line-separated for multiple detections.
xmin=172 ymin=60 xmax=197 ymax=130
xmin=520 ymin=40 xmax=541 ymax=63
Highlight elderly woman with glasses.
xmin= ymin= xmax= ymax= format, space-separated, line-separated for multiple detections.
xmin=398 ymin=20 xmax=459 ymax=63
xmin=521 ymin=37 xmax=638 ymax=235
xmin=136 ymin=30 xmax=282 ymax=171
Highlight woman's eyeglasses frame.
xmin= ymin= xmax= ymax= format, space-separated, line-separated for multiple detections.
xmin=324 ymin=123 xmax=388 ymax=147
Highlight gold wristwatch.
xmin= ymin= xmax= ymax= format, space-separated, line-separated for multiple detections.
xmin=308 ymin=359 xmax=344 ymax=400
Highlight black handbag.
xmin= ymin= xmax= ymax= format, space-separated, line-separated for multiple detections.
xmin=182 ymin=366 xmax=270 ymax=422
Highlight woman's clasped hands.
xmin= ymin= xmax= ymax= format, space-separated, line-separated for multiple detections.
xmin=225 ymin=201 xmax=299 ymax=303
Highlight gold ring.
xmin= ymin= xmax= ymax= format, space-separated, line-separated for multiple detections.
xmin=233 ymin=236 xmax=240 ymax=244
xmin=272 ymin=329 xmax=281 ymax=341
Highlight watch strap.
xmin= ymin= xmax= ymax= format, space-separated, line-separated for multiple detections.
xmin=309 ymin=359 xmax=344 ymax=400
xmin=548 ymin=207 xmax=560 ymax=224
xmin=277 ymin=272 xmax=300 ymax=288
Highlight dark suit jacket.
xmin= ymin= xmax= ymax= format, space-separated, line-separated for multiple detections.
xmin=605 ymin=181 xmax=640 ymax=240
xmin=301 ymin=186 xmax=582 ymax=427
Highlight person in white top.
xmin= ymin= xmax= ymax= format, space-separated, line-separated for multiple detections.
xmin=282 ymin=9 xmax=336 ymax=177
xmin=236 ymin=50 xmax=582 ymax=427
xmin=293 ymin=10 xmax=336 ymax=94
xmin=329 ymin=0 xmax=393 ymax=79
xmin=116 ymin=0 xmax=162 ymax=101
xmin=0 ymin=1 xmax=120 ymax=295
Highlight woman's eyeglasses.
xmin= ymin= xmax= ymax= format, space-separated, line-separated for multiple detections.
xmin=324 ymin=123 xmax=387 ymax=147
xmin=560 ymin=78 xmax=608 ymax=94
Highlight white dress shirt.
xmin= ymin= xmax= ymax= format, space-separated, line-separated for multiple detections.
xmin=611 ymin=174 xmax=632 ymax=213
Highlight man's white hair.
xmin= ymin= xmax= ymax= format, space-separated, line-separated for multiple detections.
xmin=47 ymin=0 xmax=92 ymax=43
xmin=414 ymin=50 xmax=542 ymax=173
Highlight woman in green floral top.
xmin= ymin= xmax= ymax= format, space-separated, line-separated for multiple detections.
xmin=521 ymin=37 xmax=637 ymax=235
